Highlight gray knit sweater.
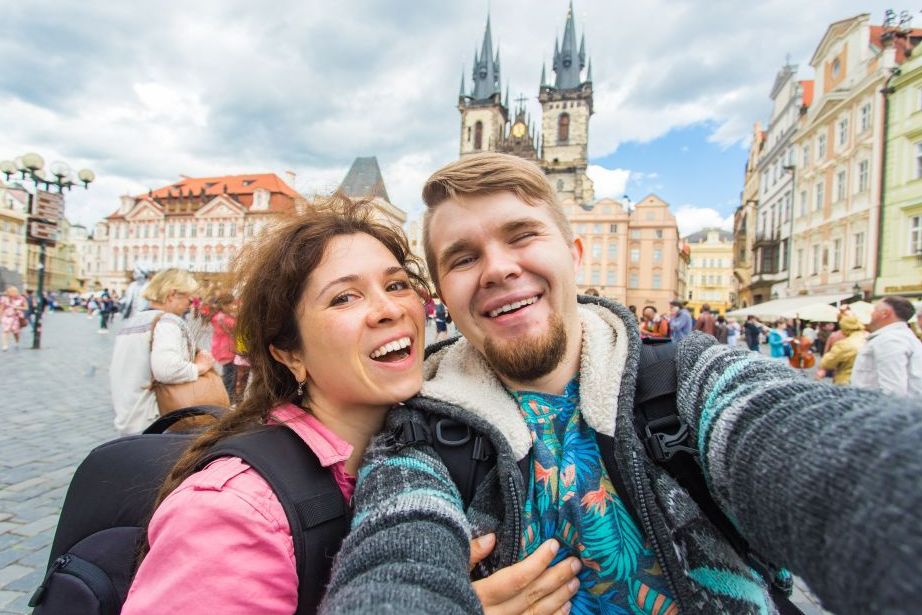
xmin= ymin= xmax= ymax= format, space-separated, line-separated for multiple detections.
xmin=320 ymin=299 xmax=922 ymax=615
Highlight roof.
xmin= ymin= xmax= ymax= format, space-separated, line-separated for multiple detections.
xmin=684 ymin=228 xmax=733 ymax=243
xmin=800 ymin=80 xmax=814 ymax=107
xmin=338 ymin=157 xmax=391 ymax=202
xmin=869 ymin=25 xmax=922 ymax=65
xmin=108 ymin=173 xmax=299 ymax=219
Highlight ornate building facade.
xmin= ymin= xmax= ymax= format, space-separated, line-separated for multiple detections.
xmin=685 ymin=228 xmax=735 ymax=315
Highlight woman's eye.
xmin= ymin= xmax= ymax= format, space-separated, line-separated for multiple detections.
xmin=331 ymin=293 xmax=358 ymax=306
xmin=387 ymin=280 xmax=411 ymax=291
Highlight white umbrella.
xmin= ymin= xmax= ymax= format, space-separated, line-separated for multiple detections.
xmin=788 ymin=302 xmax=839 ymax=322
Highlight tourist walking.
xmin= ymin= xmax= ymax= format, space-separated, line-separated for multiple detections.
xmin=0 ymin=285 xmax=28 ymax=351
xmin=726 ymin=316 xmax=741 ymax=347
xmin=851 ymin=296 xmax=922 ymax=396
xmin=210 ymin=292 xmax=237 ymax=399
xmin=815 ymin=315 xmax=867 ymax=384
xmin=743 ymin=314 xmax=764 ymax=351
xmin=668 ymin=300 xmax=692 ymax=342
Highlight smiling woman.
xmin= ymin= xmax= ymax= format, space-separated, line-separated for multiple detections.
xmin=122 ymin=194 xmax=429 ymax=614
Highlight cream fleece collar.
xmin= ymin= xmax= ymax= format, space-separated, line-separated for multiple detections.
xmin=420 ymin=303 xmax=630 ymax=460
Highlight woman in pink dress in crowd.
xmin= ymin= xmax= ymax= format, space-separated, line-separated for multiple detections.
xmin=1 ymin=285 xmax=28 ymax=351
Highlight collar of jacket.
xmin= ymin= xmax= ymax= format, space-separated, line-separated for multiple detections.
xmin=420 ymin=296 xmax=638 ymax=461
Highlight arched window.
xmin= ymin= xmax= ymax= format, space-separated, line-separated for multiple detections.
xmin=558 ymin=113 xmax=570 ymax=142
xmin=474 ymin=121 xmax=483 ymax=150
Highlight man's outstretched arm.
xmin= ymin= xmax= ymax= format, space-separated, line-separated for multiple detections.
xmin=675 ymin=332 xmax=922 ymax=615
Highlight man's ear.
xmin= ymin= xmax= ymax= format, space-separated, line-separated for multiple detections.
xmin=269 ymin=344 xmax=306 ymax=383
xmin=570 ymin=236 xmax=584 ymax=271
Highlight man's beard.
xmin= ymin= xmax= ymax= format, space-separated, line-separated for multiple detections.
xmin=483 ymin=312 xmax=568 ymax=382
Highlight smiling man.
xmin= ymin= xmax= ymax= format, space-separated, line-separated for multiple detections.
xmin=321 ymin=153 xmax=922 ymax=615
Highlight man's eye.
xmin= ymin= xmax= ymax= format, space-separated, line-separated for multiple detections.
xmin=512 ymin=232 xmax=537 ymax=243
xmin=451 ymin=256 xmax=475 ymax=269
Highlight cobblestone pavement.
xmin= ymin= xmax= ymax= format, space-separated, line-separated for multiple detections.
xmin=0 ymin=313 xmax=830 ymax=614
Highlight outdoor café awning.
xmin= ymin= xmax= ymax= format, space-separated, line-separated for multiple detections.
xmin=726 ymin=293 xmax=853 ymax=320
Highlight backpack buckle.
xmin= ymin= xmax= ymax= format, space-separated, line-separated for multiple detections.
xmin=644 ymin=416 xmax=698 ymax=463
xmin=387 ymin=420 xmax=431 ymax=450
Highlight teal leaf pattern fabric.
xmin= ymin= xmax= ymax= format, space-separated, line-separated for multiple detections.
xmin=514 ymin=379 xmax=675 ymax=614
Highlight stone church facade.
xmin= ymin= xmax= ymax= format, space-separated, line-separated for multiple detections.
xmin=458 ymin=5 xmax=594 ymax=205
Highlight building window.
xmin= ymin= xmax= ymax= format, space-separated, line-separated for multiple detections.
xmin=473 ymin=121 xmax=483 ymax=150
xmin=558 ymin=113 xmax=570 ymax=142
xmin=629 ymin=271 xmax=639 ymax=288
xmin=556 ymin=179 xmax=564 ymax=192
xmin=811 ymin=244 xmax=820 ymax=275
xmin=229 ymin=223 xmax=236 ymax=237
xmin=591 ymin=268 xmax=600 ymax=284
xmin=591 ymin=241 xmax=601 ymax=259
xmin=630 ymin=229 xmax=640 ymax=239
xmin=217 ymin=223 xmax=225 ymax=238
xmin=815 ymin=181 xmax=824 ymax=212
xmin=653 ymin=247 xmax=662 ymax=262
xmin=652 ymin=273 xmax=662 ymax=289
xmin=655 ymin=229 xmax=663 ymax=239
xmin=607 ymin=242 xmax=617 ymax=259
xmin=853 ymin=232 xmax=865 ymax=268
xmin=592 ymin=223 xmax=603 ymax=233
xmin=609 ymin=223 xmax=618 ymax=232
xmin=859 ymin=103 xmax=871 ymax=132
xmin=857 ymin=160 xmax=869 ymax=193
xmin=802 ymin=145 xmax=809 ymax=167
xmin=911 ymin=215 xmax=922 ymax=255
xmin=837 ymin=117 xmax=848 ymax=147
xmin=799 ymin=190 xmax=807 ymax=217
xmin=168 ymin=224 xmax=174 ymax=238
xmin=836 ymin=170 xmax=846 ymax=202
xmin=190 ymin=224 xmax=197 ymax=238
xmin=152 ymin=224 xmax=158 ymax=238
xmin=817 ymin=134 xmax=826 ymax=159
xmin=630 ymin=247 xmax=640 ymax=262
xmin=796 ymin=248 xmax=804 ymax=277
xmin=606 ymin=268 xmax=616 ymax=285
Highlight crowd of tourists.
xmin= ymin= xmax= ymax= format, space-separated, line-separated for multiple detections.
xmin=27 ymin=153 xmax=922 ymax=615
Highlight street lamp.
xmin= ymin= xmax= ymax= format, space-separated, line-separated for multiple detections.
xmin=0 ymin=153 xmax=94 ymax=349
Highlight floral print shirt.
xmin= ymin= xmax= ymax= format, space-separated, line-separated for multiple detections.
xmin=514 ymin=378 xmax=676 ymax=615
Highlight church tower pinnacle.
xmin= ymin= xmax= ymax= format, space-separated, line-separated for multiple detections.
xmin=458 ymin=14 xmax=509 ymax=158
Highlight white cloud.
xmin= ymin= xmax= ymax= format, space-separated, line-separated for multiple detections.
xmin=673 ymin=204 xmax=734 ymax=237
xmin=0 ymin=0 xmax=880 ymax=227
xmin=586 ymin=165 xmax=630 ymax=200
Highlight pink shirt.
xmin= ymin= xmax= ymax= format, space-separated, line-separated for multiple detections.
xmin=123 ymin=403 xmax=355 ymax=615
xmin=210 ymin=311 xmax=237 ymax=365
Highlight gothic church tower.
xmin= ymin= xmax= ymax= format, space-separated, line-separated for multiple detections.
xmin=458 ymin=16 xmax=509 ymax=158
xmin=539 ymin=2 xmax=594 ymax=203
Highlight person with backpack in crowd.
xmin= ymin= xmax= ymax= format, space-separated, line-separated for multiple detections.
xmin=667 ymin=299 xmax=692 ymax=342
xmin=743 ymin=314 xmax=765 ymax=351
xmin=693 ymin=303 xmax=716 ymax=336
xmin=317 ymin=153 xmax=922 ymax=615
xmin=122 ymin=196 xmax=569 ymax=614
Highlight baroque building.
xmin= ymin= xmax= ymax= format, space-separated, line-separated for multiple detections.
xmin=458 ymin=3 xmax=594 ymax=204
xmin=685 ymin=228 xmax=735 ymax=315
xmin=733 ymin=123 xmax=764 ymax=308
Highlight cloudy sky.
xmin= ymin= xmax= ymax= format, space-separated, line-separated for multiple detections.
xmin=1 ymin=0 xmax=886 ymax=235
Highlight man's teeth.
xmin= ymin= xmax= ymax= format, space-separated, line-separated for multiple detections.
xmin=489 ymin=296 xmax=538 ymax=318
xmin=370 ymin=336 xmax=411 ymax=359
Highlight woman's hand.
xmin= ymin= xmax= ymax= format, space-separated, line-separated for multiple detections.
xmin=194 ymin=350 xmax=215 ymax=375
xmin=469 ymin=535 xmax=580 ymax=615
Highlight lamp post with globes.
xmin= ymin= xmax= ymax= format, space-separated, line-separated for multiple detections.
xmin=0 ymin=154 xmax=94 ymax=349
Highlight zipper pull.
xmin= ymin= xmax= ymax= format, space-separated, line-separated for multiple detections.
xmin=28 ymin=555 xmax=69 ymax=607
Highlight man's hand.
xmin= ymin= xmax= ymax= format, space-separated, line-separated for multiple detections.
xmin=469 ymin=535 xmax=580 ymax=615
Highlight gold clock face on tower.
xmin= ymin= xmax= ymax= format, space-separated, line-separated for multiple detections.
xmin=511 ymin=121 xmax=526 ymax=138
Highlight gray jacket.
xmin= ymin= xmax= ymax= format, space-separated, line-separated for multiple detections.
xmin=321 ymin=297 xmax=922 ymax=614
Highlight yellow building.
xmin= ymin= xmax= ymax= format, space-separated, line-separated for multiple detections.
xmin=25 ymin=218 xmax=81 ymax=292
xmin=789 ymin=14 xmax=921 ymax=299
xmin=0 ymin=181 xmax=28 ymax=286
xmin=685 ymin=228 xmax=735 ymax=315
xmin=877 ymin=35 xmax=922 ymax=299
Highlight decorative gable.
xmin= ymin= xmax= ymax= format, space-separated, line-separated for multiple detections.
xmin=196 ymin=195 xmax=246 ymax=218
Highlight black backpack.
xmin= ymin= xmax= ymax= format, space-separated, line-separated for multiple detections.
xmin=29 ymin=407 xmax=349 ymax=615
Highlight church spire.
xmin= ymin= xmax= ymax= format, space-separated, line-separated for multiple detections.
xmin=470 ymin=14 xmax=501 ymax=101
xmin=551 ymin=1 xmax=586 ymax=90
xmin=459 ymin=69 xmax=466 ymax=97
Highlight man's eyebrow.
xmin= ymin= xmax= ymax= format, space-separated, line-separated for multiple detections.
xmin=499 ymin=218 xmax=544 ymax=234
xmin=438 ymin=239 xmax=476 ymax=269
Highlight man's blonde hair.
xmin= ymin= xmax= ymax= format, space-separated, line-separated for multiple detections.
xmin=142 ymin=268 xmax=199 ymax=304
xmin=421 ymin=153 xmax=573 ymax=287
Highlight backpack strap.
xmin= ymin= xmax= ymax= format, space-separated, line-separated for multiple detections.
xmin=199 ymin=426 xmax=350 ymax=615
xmin=633 ymin=337 xmax=803 ymax=614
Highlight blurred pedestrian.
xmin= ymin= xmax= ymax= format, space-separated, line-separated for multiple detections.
xmin=767 ymin=319 xmax=790 ymax=359
xmin=433 ymin=297 xmax=449 ymax=341
xmin=815 ymin=315 xmax=867 ymax=384
xmin=120 ymin=268 xmax=150 ymax=320
xmin=726 ymin=316 xmax=740 ymax=347
xmin=210 ymin=292 xmax=237 ymax=399
xmin=668 ymin=300 xmax=692 ymax=342
xmin=639 ymin=305 xmax=669 ymax=338
xmin=694 ymin=303 xmax=716 ymax=336
xmin=1 ymin=286 xmax=28 ymax=351
xmin=851 ymin=296 xmax=922 ymax=396
xmin=743 ymin=315 xmax=764 ymax=351
xmin=714 ymin=314 xmax=728 ymax=344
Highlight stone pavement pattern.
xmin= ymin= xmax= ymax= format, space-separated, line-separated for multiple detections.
xmin=0 ymin=313 xmax=831 ymax=614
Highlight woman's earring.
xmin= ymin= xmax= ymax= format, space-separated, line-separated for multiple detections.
xmin=297 ymin=380 xmax=305 ymax=397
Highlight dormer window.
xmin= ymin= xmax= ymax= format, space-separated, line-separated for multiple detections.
xmin=252 ymin=188 xmax=270 ymax=211
xmin=242 ymin=179 xmax=256 ymax=187
xmin=832 ymin=58 xmax=841 ymax=77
